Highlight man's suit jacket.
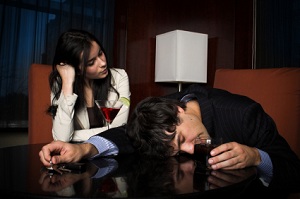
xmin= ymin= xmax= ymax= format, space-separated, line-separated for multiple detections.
xmin=165 ymin=84 xmax=300 ymax=190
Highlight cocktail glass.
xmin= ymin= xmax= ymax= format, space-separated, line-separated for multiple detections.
xmin=95 ymin=100 xmax=123 ymax=129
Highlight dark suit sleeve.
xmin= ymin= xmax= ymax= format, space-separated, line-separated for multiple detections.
xmin=213 ymin=93 xmax=300 ymax=190
xmin=96 ymin=125 xmax=136 ymax=155
xmin=241 ymin=103 xmax=300 ymax=190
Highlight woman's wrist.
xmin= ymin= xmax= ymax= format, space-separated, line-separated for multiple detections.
xmin=62 ymin=84 xmax=74 ymax=96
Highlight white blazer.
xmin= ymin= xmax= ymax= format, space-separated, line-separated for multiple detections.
xmin=51 ymin=68 xmax=131 ymax=142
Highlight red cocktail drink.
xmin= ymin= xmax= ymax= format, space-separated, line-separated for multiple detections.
xmin=95 ymin=100 xmax=123 ymax=129
xmin=100 ymin=107 xmax=121 ymax=124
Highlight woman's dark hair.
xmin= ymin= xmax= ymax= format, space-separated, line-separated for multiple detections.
xmin=47 ymin=29 xmax=119 ymax=118
xmin=126 ymin=97 xmax=186 ymax=158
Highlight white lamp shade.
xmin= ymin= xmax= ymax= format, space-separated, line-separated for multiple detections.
xmin=155 ymin=30 xmax=208 ymax=83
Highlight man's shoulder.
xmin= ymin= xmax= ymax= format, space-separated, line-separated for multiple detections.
xmin=210 ymin=87 xmax=261 ymax=112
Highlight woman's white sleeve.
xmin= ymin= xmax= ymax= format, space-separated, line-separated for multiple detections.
xmin=51 ymin=92 xmax=78 ymax=142
xmin=109 ymin=69 xmax=131 ymax=128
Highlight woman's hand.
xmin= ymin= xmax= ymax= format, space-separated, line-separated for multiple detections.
xmin=56 ymin=63 xmax=75 ymax=95
xmin=208 ymin=142 xmax=261 ymax=170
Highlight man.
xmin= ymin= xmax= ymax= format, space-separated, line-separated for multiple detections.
xmin=39 ymin=84 xmax=300 ymax=190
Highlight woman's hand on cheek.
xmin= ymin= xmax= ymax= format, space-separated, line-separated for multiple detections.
xmin=57 ymin=63 xmax=76 ymax=85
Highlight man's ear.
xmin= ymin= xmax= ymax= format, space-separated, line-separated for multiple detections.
xmin=177 ymin=106 xmax=185 ymax=113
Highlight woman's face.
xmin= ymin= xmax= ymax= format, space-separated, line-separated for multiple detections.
xmin=84 ymin=41 xmax=108 ymax=80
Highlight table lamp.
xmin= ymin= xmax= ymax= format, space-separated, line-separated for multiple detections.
xmin=155 ymin=30 xmax=208 ymax=91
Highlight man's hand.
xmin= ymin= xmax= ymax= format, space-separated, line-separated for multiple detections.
xmin=208 ymin=142 xmax=261 ymax=170
xmin=39 ymin=141 xmax=98 ymax=166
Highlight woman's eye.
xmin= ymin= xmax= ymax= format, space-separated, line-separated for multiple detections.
xmin=98 ymin=50 xmax=103 ymax=56
xmin=87 ymin=61 xmax=94 ymax=66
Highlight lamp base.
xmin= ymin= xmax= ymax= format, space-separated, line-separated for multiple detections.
xmin=178 ymin=82 xmax=182 ymax=92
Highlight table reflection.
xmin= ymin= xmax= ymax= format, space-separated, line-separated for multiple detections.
xmin=1 ymin=144 xmax=299 ymax=198
xmin=38 ymin=154 xmax=257 ymax=198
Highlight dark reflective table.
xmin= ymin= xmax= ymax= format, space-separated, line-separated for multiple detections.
xmin=0 ymin=144 xmax=299 ymax=199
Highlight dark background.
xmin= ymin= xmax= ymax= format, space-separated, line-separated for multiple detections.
xmin=0 ymin=0 xmax=299 ymax=133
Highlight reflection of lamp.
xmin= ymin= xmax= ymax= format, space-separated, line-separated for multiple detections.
xmin=155 ymin=30 xmax=208 ymax=92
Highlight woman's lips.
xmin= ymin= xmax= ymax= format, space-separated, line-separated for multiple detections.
xmin=100 ymin=67 xmax=108 ymax=74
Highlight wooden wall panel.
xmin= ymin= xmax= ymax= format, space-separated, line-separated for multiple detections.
xmin=113 ymin=0 xmax=254 ymax=113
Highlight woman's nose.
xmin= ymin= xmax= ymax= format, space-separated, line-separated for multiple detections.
xmin=180 ymin=143 xmax=194 ymax=154
xmin=97 ymin=57 xmax=106 ymax=67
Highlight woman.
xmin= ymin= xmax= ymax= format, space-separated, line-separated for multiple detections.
xmin=47 ymin=29 xmax=130 ymax=142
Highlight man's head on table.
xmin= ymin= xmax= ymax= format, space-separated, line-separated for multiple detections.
xmin=127 ymin=96 xmax=210 ymax=158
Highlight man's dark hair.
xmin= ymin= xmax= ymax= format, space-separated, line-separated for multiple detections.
xmin=127 ymin=96 xmax=186 ymax=158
